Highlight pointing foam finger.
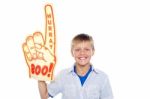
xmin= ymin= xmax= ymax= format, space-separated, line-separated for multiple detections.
xmin=45 ymin=4 xmax=55 ymax=53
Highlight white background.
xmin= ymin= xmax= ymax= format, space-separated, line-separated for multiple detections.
xmin=0 ymin=0 xmax=150 ymax=99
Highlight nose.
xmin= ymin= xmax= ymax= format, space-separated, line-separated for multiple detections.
xmin=79 ymin=49 xmax=86 ymax=55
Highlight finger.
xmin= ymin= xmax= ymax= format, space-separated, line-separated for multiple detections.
xmin=26 ymin=36 xmax=36 ymax=59
xmin=44 ymin=4 xmax=56 ymax=54
xmin=33 ymin=32 xmax=44 ymax=49
xmin=22 ymin=43 xmax=32 ymax=61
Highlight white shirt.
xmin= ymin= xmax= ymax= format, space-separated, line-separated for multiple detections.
xmin=47 ymin=66 xmax=113 ymax=99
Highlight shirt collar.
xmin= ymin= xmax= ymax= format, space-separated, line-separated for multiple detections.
xmin=67 ymin=64 xmax=100 ymax=75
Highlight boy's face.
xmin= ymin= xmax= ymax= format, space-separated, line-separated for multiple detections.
xmin=72 ymin=41 xmax=94 ymax=67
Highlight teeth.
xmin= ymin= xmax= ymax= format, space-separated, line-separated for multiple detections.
xmin=79 ymin=57 xmax=86 ymax=60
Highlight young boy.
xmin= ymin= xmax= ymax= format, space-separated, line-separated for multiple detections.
xmin=38 ymin=33 xmax=113 ymax=99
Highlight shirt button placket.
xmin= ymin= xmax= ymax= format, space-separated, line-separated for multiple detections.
xmin=80 ymin=87 xmax=84 ymax=99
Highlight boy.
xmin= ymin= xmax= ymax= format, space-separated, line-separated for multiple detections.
xmin=38 ymin=33 xmax=113 ymax=99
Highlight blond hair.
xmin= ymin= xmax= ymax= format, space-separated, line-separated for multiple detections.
xmin=71 ymin=33 xmax=95 ymax=50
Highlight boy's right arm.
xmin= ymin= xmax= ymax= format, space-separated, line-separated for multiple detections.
xmin=38 ymin=81 xmax=49 ymax=99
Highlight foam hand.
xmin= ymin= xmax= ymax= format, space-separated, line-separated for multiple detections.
xmin=22 ymin=4 xmax=56 ymax=81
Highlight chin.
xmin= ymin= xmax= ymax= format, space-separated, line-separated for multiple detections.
xmin=78 ymin=63 xmax=90 ymax=67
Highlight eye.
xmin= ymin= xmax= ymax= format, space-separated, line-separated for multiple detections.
xmin=74 ymin=49 xmax=80 ymax=52
xmin=85 ymin=48 xmax=90 ymax=51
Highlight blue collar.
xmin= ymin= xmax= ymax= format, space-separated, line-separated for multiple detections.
xmin=74 ymin=65 xmax=92 ymax=76
xmin=74 ymin=65 xmax=92 ymax=86
xmin=67 ymin=64 xmax=100 ymax=75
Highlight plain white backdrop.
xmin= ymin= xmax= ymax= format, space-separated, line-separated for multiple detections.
xmin=0 ymin=0 xmax=150 ymax=99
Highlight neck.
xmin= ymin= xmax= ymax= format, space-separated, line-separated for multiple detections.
xmin=75 ymin=64 xmax=91 ymax=76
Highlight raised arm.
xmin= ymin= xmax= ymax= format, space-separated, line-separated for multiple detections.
xmin=38 ymin=81 xmax=48 ymax=99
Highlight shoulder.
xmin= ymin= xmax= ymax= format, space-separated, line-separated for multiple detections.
xmin=56 ymin=67 xmax=73 ymax=77
xmin=93 ymin=68 xmax=109 ymax=79
xmin=92 ymin=68 xmax=112 ymax=86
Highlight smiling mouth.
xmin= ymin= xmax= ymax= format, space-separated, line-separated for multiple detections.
xmin=79 ymin=57 xmax=87 ymax=60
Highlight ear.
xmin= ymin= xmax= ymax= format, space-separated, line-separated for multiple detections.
xmin=71 ymin=49 xmax=74 ymax=57
xmin=92 ymin=49 xmax=95 ymax=56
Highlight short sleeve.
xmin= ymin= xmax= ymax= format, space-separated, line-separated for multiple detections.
xmin=101 ymin=76 xmax=114 ymax=99
xmin=47 ymin=72 xmax=63 ymax=97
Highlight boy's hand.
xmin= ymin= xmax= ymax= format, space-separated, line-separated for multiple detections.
xmin=22 ymin=4 xmax=56 ymax=81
